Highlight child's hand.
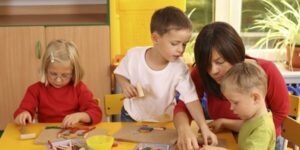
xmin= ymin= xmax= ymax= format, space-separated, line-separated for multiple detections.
xmin=200 ymin=124 xmax=218 ymax=146
xmin=14 ymin=111 xmax=32 ymax=125
xmin=62 ymin=112 xmax=90 ymax=127
xmin=121 ymin=82 xmax=138 ymax=98
xmin=176 ymin=125 xmax=199 ymax=150
xmin=208 ymin=119 xmax=224 ymax=133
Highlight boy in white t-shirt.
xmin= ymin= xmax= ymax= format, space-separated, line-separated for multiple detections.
xmin=114 ymin=6 xmax=217 ymax=145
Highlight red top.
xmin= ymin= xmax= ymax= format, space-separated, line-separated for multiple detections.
xmin=174 ymin=57 xmax=289 ymax=136
xmin=14 ymin=81 xmax=102 ymax=124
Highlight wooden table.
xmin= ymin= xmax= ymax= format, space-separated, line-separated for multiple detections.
xmin=0 ymin=122 xmax=237 ymax=150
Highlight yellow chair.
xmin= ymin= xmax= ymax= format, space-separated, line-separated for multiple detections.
xmin=282 ymin=117 xmax=300 ymax=150
xmin=283 ymin=94 xmax=300 ymax=150
xmin=104 ymin=94 xmax=124 ymax=122
xmin=288 ymin=94 xmax=300 ymax=121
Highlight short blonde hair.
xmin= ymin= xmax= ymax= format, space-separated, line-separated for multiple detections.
xmin=40 ymin=39 xmax=84 ymax=86
xmin=220 ymin=62 xmax=267 ymax=96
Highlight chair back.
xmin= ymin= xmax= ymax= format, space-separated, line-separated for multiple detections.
xmin=289 ymin=94 xmax=300 ymax=119
xmin=283 ymin=94 xmax=300 ymax=150
xmin=104 ymin=94 xmax=124 ymax=121
xmin=282 ymin=117 xmax=300 ymax=149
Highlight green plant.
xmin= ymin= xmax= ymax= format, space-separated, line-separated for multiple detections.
xmin=183 ymin=8 xmax=197 ymax=65
xmin=251 ymin=0 xmax=300 ymax=69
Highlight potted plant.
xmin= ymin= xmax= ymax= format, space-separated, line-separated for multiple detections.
xmin=251 ymin=0 xmax=300 ymax=71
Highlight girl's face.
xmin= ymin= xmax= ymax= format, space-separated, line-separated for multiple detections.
xmin=208 ymin=49 xmax=233 ymax=84
xmin=47 ymin=62 xmax=73 ymax=88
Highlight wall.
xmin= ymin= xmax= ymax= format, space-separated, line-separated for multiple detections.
xmin=0 ymin=0 xmax=107 ymax=6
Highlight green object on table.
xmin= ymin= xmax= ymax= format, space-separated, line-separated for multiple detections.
xmin=45 ymin=126 xmax=62 ymax=129
xmin=0 ymin=130 xmax=3 ymax=138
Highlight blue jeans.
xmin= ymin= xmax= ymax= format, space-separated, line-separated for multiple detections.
xmin=275 ymin=136 xmax=284 ymax=150
xmin=120 ymin=107 xmax=136 ymax=122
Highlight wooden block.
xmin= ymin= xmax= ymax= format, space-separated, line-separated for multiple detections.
xmin=136 ymin=82 xmax=144 ymax=97
xmin=20 ymin=133 xmax=36 ymax=140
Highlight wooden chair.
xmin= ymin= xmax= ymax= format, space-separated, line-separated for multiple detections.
xmin=282 ymin=117 xmax=300 ymax=150
xmin=104 ymin=94 xmax=124 ymax=122
xmin=283 ymin=94 xmax=300 ymax=150
xmin=288 ymin=94 xmax=300 ymax=121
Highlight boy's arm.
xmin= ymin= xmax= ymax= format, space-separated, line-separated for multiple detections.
xmin=174 ymin=111 xmax=200 ymax=150
xmin=115 ymin=74 xmax=138 ymax=98
xmin=185 ymin=100 xmax=218 ymax=145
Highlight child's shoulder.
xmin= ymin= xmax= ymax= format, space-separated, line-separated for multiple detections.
xmin=170 ymin=58 xmax=189 ymax=71
xmin=28 ymin=81 xmax=45 ymax=88
xmin=25 ymin=82 xmax=46 ymax=92
xmin=126 ymin=46 xmax=149 ymax=56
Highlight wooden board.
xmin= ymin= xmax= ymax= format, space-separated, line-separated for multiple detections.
xmin=112 ymin=125 xmax=178 ymax=144
xmin=35 ymin=128 xmax=107 ymax=144
xmin=197 ymin=136 xmax=227 ymax=148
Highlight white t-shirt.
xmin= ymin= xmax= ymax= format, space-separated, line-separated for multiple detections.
xmin=114 ymin=47 xmax=198 ymax=122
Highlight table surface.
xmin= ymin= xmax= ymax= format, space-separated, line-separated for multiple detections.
xmin=0 ymin=122 xmax=237 ymax=150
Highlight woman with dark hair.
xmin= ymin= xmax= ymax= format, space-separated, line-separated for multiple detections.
xmin=174 ymin=22 xmax=289 ymax=150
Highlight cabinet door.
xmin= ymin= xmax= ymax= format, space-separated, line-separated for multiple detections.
xmin=45 ymin=26 xmax=111 ymax=112
xmin=0 ymin=27 xmax=45 ymax=129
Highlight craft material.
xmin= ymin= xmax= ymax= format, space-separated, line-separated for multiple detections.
xmin=19 ymin=126 xmax=36 ymax=140
xmin=46 ymin=139 xmax=86 ymax=150
xmin=113 ymin=125 xmax=177 ymax=144
xmin=57 ymin=126 xmax=96 ymax=139
xmin=136 ymin=82 xmax=144 ymax=97
xmin=35 ymin=127 xmax=107 ymax=144
xmin=134 ymin=142 xmax=173 ymax=150
xmin=138 ymin=126 xmax=153 ymax=133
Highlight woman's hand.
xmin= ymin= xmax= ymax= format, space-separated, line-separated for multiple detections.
xmin=62 ymin=112 xmax=90 ymax=127
xmin=14 ymin=111 xmax=32 ymax=125
xmin=208 ymin=119 xmax=224 ymax=133
xmin=176 ymin=125 xmax=199 ymax=150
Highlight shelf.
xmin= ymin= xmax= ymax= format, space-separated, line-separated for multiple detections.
xmin=0 ymin=4 xmax=107 ymax=26
xmin=0 ymin=14 xmax=106 ymax=26
xmin=276 ymin=62 xmax=300 ymax=84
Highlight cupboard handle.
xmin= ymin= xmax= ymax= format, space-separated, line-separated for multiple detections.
xmin=35 ymin=41 xmax=42 ymax=59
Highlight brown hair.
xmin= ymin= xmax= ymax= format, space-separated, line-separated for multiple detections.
xmin=150 ymin=6 xmax=192 ymax=35
xmin=194 ymin=22 xmax=245 ymax=98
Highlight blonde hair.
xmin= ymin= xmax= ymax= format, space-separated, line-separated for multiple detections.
xmin=220 ymin=62 xmax=267 ymax=96
xmin=40 ymin=39 xmax=84 ymax=86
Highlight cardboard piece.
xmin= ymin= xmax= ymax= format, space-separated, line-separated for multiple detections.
xmin=35 ymin=127 xmax=107 ymax=144
xmin=112 ymin=125 xmax=178 ymax=144
xmin=134 ymin=142 xmax=173 ymax=150
xmin=197 ymin=136 xmax=227 ymax=148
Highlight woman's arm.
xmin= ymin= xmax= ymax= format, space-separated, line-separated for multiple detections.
xmin=263 ymin=61 xmax=289 ymax=136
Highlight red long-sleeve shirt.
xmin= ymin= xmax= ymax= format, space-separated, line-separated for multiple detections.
xmin=14 ymin=81 xmax=102 ymax=124
xmin=174 ymin=57 xmax=289 ymax=136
